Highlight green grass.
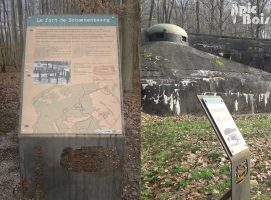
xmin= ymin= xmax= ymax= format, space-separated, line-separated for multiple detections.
xmin=236 ymin=117 xmax=271 ymax=137
xmin=266 ymin=179 xmax=271 ymax=186
xmin=191 ymin=145 xmax=201 ymax=153
xmin=216 ymin=179 xmax=230 ymax=191
xmin=172 ymin=164 xmax=185 ymax=174
xmin=141 ymin=114 xmax=271 ymax=199
xmin=191 ymin=168 xmax=212 ymax=180
xmin=219 ymin=164 xmax=230 ymax=174
xmin=207 ymin=151 xmax=223 ymax=162
xmin=176 ymin=180 xmax=188 ymax=189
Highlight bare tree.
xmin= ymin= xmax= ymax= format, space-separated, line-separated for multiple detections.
xmin=218 ymin=0 xmax=224 ymax=36
xmin=1 ymin=0 xmax=271 ymax=73
xmin=17 ymin=0 xmax=24 ymax=65
xmin=167 ymin=0 xmax=175 ymax=23
xmin=148 ymin=0 xmax=155 ymax=27
xmin=254 ymin=0 xmax=270 ymax=38
xmin=121 ymin=0 xmax=141 ymax=91
xmin=157 ymin=0 xmax=161 ymax=23
xmin=209 ymin=0 xmax=215 ymax=34
xmin=11 ymin=0 xmax=18 ymax=66
xmin=196 ymin=0 xmax=200 ymax=33
xmin=176 ymin=0 xmax=190 ymax=27
xmin=0 ymin=1 xmax=7 ymax=72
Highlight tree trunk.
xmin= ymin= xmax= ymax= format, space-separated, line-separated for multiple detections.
xmin=0 ymin=2 xmax=6 ymax=72
xmin=148 ymin=0 xmax=155 ymax=27
xmin=46 ymin=0 xmax=49 ymax=14
xmin=121 ymin=1 xmax=141 ymax=199
xmin=1 ymin=0 xmax=9 ymax=69
xmin=162 ymin=0 xmax=167 ymax=23
xmin=219 ymin=0 xmax=224 ymax=36
xmin=17 ymin=0 xmax=24 ymax=67
xmin=196 ymin=0 xmax=200 ymax=33
xmin=255 ymin=0 xmax=260 ymax=38
xmin=5 ymin=1 xmax=13 ymax=66
xmin=210 ymin=0 xmax=215 ymax=34
xmin=167 ymin=0 xmax=174 ymax=23
xmin=157 ymin=0 xmax=160 ymax=23
xmin=121 ymin=0 xmax=140 ymax=92
xmin=11 ymin=0 xmax=18 ymax=67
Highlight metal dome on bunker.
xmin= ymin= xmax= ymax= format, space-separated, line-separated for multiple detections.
xmin=146 ymin=24 xmax=188 ymax=45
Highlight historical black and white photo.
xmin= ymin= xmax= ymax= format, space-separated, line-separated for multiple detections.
xmin=33 ymin=61 xmax=71 ymax=84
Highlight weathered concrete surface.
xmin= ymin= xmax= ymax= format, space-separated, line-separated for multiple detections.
xmin=189 ymin=34 xmax=271 ymax=73
xmin=20 ymin=136 xmax=124 ymax=200
xmin=141 ymin=41 xmax=271 ymax=115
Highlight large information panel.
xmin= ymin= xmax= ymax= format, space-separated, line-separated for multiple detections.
xmin=21 ymin=15 xmax=123 ymax=135
xmin=202 ymin=96 xmax=248 ymax=156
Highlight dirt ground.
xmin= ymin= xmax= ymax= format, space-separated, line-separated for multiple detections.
xmin=0 ymin=131 xmax=20 ymax=200
xmin=0 ymin=69 xmax=21 ymax=199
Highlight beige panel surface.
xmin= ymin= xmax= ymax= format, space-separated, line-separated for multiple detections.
xmin=21 ymin=26 xmax=122 ymax=135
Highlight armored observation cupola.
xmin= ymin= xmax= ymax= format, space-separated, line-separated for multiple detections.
xmin=147 ymin=24 xmax=188 ymax=46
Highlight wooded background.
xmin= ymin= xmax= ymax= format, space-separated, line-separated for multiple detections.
xmin=1 ymin=0 xmax=271 ymax=71
xmin=141 ymin=0 xmax=271 ymax=39
xmin=0 ymin=0 xmax=123 ymax=72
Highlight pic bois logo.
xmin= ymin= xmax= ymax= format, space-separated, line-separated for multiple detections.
xmin=231 ymin=3 xmax=270 ymax=25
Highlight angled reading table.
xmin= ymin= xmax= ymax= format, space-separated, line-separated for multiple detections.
xmin=198 ymin=95 xmax=250 ymax=200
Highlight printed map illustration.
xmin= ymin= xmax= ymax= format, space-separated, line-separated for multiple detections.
xmin=30 ymin=82 xmax=121 ymax=134
xmin=22 ymin=67 xmax=122 ymax=135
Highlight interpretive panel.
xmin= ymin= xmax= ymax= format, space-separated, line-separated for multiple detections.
xmin=202 ymin=96 xmax=248 ymax=156
xmin=21 ymin=15 xmax=123 ymax=135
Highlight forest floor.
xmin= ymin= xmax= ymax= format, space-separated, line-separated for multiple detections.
xmin=1 ymin=69 xmax=271 ymax=199
xmin=141 ymin=114 xmax=271 ymax=200
xmin=0 ymin=68 xmax=20 ymax=199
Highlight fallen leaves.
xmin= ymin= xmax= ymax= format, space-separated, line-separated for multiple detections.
xmin=141 ymin=113 xmax=271 ymax=199
xmin=0 ymin=69 xmax=20 ymax=110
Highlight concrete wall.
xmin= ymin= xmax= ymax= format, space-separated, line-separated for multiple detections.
xmin=141 ymin=41 xmax=271 ymax=116
xmin=142 ymin=77 xmax=271 ymax=115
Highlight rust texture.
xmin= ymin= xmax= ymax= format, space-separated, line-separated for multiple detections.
xmin=34 ymin=146 xmax=44 ymax=200
xmin=20 ymin=178 xmax=29 ymax=200
xmin=236 ymin=159 xmax=249 ymax=184
xmin=60 ymin=146 xmax=120 ymax=173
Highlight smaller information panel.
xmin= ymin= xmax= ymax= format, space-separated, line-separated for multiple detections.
xmin=21 ymin=15 xmax=123 ymax=135
xmin=202 ymin=96 xmax=248 ymax=156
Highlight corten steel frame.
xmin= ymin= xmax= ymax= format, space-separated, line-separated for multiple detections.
xmin=197 ymin=95 xmax=250 ymax=200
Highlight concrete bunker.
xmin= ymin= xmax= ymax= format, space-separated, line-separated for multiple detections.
xmin=146 ymin=24 xmax=188 ymax=46
xmin=141 ymin=25 xmax=271 ymax=116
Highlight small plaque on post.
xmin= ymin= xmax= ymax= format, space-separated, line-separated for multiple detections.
xmin=201 ymin=96 xmax=248 ymax=156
